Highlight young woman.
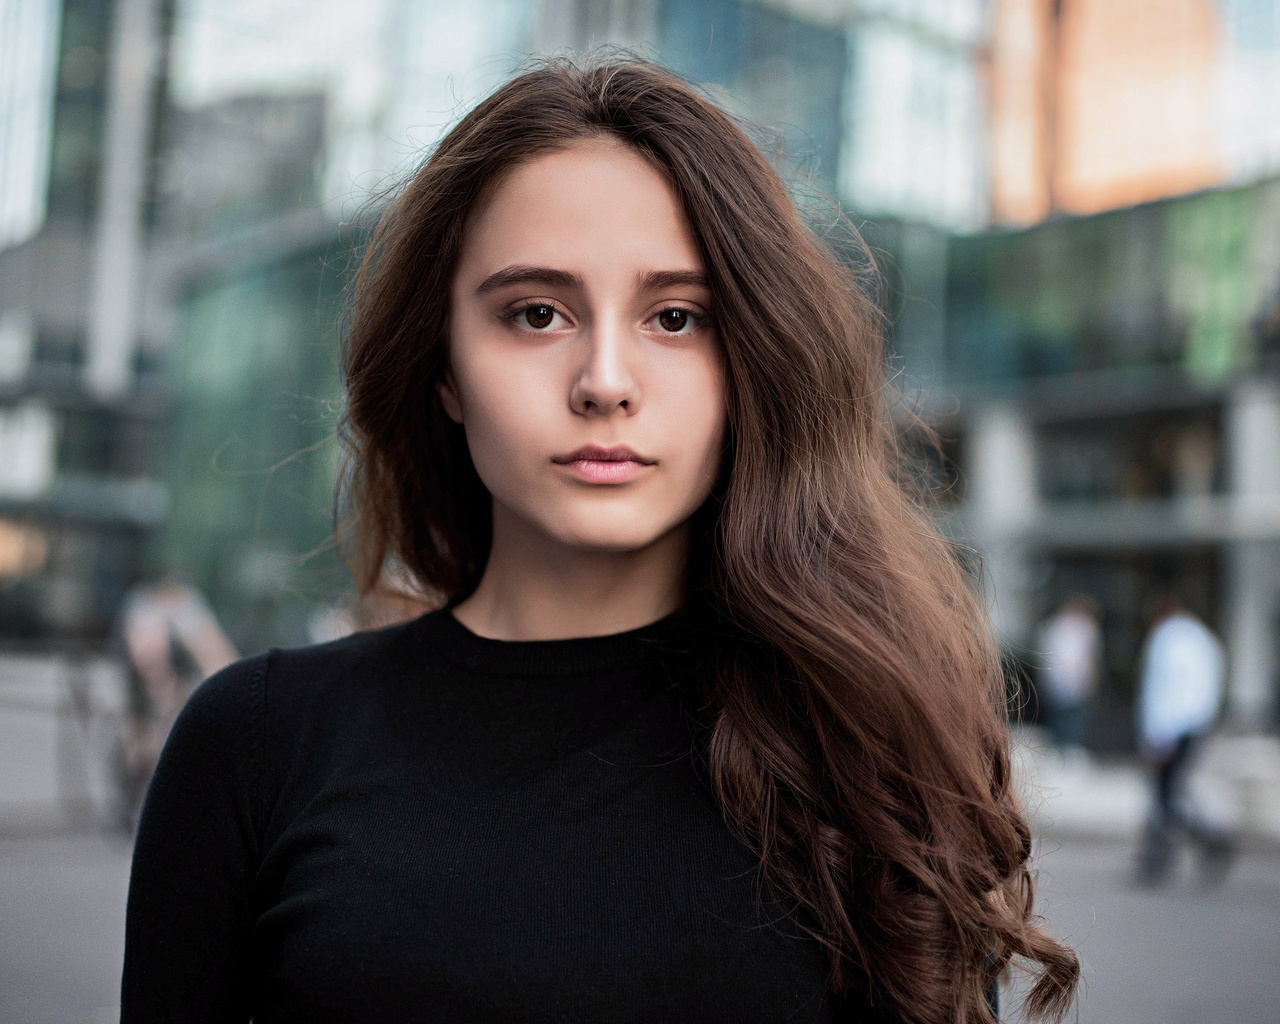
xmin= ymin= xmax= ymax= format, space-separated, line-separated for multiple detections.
xmin=122 ymin=55 xmax=1078 ymax=1023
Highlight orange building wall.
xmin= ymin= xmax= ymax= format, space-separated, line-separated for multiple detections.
xmin=990 ymin=0 xmax=1230 ymax=224
xmin=989 ymin=0 xmax=1053 ymax=225
xmin=1055 ymin=0 xmax=1225 ymax=214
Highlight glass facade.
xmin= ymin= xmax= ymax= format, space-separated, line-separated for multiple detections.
xmin=168 ymin=0 xmax=538 ymax=212
xmin=945 ymin=175 xmax=1280 ymax=387
xmin=160 ymin=245 xmax=346 ymax=650
xmin=154 ymin=91 xmax=326 ymax=239
xmin=44 ymin=0 xmax=114 ymax=224
xmin=1036 ymin=407 xmax=1224 ymax=503
xmin=657 ymin=0 xmax=848 ymax=196
xmin=840 ymin=0 xmax=989 ymax=229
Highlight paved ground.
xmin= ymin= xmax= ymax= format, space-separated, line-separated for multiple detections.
xmin=1010 ymin=837 xmax=1280 ymax=1023
xmin=0 ymin=828 xmax=132 ymax=1024
xmin=1 ymin=830 xmax=1277 ymax=1023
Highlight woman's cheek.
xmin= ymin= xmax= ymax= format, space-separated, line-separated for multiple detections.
xmin=681 ymin=360 xmax=728 ymax=467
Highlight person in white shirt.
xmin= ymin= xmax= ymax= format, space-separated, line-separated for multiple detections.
xmin=1133 ymin=593 xmax=1237 ymax=885
xmin=1034 ymin=595 xmax=1103 ymax=773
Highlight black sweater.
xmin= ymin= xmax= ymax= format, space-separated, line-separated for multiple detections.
xmin=120 ymin=603 xmax=888 ymax=1022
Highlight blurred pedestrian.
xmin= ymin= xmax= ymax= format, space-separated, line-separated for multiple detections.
xmin=111 ymin=575 xmax=237 ymax=829
xmin=1034 ymin=595 xmax=1103 ymax=775
xmin=1133 ymin=592 xmax=1238 ymax=885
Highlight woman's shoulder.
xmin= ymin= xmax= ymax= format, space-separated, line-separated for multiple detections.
xmin=183 ymin=609 xmax=442 ymax=727
xmin=260 ymin=608 xmax=447 ymax=711
xmin=272 ymin=610 xmax=435 ymax=674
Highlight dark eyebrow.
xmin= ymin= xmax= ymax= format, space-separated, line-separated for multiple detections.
xmin=474 ymin=264 xmax=709 ymax=296
xmin=634 ymin=268 xmax=709 ymax=292
xmin=475 ymin=265 xmax=583 ymax=295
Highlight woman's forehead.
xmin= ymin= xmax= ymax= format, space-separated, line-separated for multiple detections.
xmin=456 ymin=140 xmax=704 ymax=283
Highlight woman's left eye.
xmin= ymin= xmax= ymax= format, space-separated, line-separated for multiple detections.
xmin=652 ymin=307 xmax=705 ymax=334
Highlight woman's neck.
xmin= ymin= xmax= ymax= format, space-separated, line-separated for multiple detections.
xmin=451 ymin=512 xmax=691 ymax=641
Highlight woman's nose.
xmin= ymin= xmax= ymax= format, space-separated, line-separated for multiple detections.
xmin=568 ymin=319 xmax=638 ymax=415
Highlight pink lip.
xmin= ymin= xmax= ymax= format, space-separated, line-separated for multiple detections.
xmin=552 ymin=445 xmax=655 ymax=484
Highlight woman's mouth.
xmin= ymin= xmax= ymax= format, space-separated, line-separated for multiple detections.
xmin=552 ymin=445 xmax=655 ymax=484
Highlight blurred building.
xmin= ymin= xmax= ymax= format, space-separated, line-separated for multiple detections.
xmin=0 ymin=0 xmax=342 ymax=648
xmin=940 ymin=178 xmax=1280 ymax=746
xmin=3 ymin=0 xmax=1277 ymax=749
xmin=152 ymin=90 xmax=344 ymax=653
xmin=988 ymin=0 xmax=1280 ymax=224
xmin=935 ymin=0 xmax=1280 ymax=745
xmin=0 ymin=0 xmax=168 ymax=648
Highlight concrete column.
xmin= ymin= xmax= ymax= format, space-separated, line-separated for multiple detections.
xmin=1223 ymin=377 xmax=1280 ymax=727
xmin=85 ymin=0 xmax=162 ymax=399
xmin=966 ymin=400 xmax=1040 ymax=646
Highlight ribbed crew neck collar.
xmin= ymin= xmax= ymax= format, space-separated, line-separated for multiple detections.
xmin=417 ymin=601 xmax=701 ymax=678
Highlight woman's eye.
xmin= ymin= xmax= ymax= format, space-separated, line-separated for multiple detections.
xmin=499 ymin=304 xmax=565 ymax=332
xmin=522 ymin=302 xmax=558 ymax=330
xmin=654 ymin=307 xmax=702 ymax=334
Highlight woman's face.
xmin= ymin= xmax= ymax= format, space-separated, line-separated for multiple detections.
xmin=441 ymin=137 xmax=728 ymax=556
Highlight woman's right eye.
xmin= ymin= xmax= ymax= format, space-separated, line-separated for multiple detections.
xmin=501 ymin=302 xmax=564 ymax=331
xmin=522 ymin=304 xmax=556 ymax=329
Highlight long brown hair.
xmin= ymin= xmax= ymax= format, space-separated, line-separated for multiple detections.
xmin=338 ymin=52 xmax=1078 ymax=1024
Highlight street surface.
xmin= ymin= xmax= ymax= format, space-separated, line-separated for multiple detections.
xmin=1010 ymin=837 xmax=1280 ymax=1023
xmin=0 ymin=830 xmax=1277 ymax=1022
xmin=0 ymin=828 xmax=131 ymax=1024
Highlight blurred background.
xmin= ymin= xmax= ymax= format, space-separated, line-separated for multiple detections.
xmin=2 ymin=0 xmax=1280 ymax=1021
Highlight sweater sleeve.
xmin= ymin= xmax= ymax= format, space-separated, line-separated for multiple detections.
xmin=120 ymin=653 xmax=269 ymax=1022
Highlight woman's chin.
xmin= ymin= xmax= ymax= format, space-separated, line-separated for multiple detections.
xmin=554 ymin=531 xmax=664 ymax=556
xmin=545 ymin=514 xmax=675 ymax=556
